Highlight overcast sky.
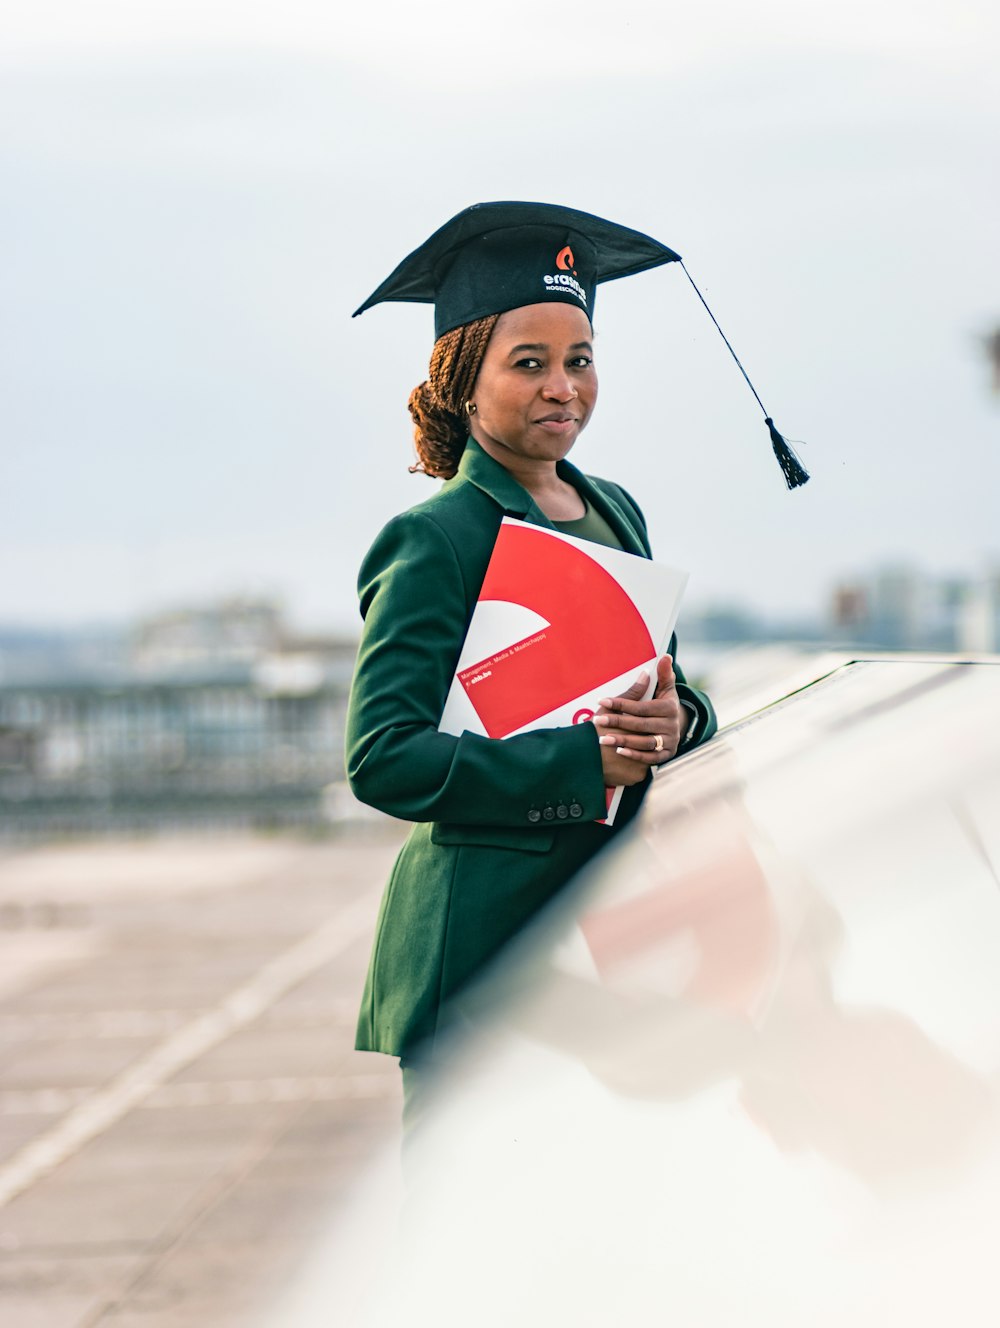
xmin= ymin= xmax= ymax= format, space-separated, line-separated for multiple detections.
xmin=3 ymin=0 xmax=998 ymax=633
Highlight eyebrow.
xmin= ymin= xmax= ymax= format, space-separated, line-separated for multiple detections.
xmin=507 ymin=341 xmax=594 ymax=355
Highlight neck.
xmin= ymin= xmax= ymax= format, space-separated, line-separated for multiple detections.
xmin=474 ymin=438 xmax=585 ymax=521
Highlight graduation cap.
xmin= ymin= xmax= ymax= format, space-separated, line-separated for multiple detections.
xmin=353 ymin=201 xmax=808 ymax=489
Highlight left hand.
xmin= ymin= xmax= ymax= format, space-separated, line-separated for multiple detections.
xmin=593 ymin=654 xmax=690 ymax=766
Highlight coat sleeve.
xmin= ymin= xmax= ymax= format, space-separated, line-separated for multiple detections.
xmin=670 ymin=635 xmax=718 ymax=749
xmin=345 ymin=510 xmax=609 ymax=826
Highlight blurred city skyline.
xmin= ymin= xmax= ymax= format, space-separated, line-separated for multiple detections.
xmin=3 ymin=1 xmax=999 ymax=633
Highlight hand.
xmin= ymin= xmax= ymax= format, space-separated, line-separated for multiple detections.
xmin=599 ymin=744 xmax=653 ymax=787
xmin=594 ymin=655 xmax=689 ymax=781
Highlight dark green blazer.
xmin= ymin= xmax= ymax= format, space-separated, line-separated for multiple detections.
xmin=348 ymin=439 xmax=716 ymax=1056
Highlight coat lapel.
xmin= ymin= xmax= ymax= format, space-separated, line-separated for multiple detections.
xmin=454 ymin=438 xmax=553 ymax=528
xmin=560 ymin=463 xmax=650 ymax=557
xmin=454 ymin=438 xmax=649 ymax=558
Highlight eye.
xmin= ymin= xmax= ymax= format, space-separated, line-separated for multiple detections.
xmin=513 ymin=357 xmax=543 ymax=370
xmin=569 ymin=355 xmax=594 ymax=369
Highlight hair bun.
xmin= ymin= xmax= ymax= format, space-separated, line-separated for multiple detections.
xmin=407 ymin=315 xmax=498 ymax=479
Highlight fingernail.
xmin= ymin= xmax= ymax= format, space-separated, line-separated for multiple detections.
xmin=638 ymin=671 xmax=649 ymax=685
xmin=616 ymin=746 xmax=628 ymax=755
xmin=598 ymin=699 xmax=612 ymax=709
xmin=594 ymin=715 xmax=609 ymax=726
xmin=598 ymin=735 xmax=616 ymax=746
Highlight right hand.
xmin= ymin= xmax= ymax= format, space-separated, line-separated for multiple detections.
xmin=595 ymin=671 xmax=654 ymax=788
xmin=600 ymin=745 xmax=651 ymax=787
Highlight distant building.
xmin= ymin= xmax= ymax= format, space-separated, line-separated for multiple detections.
xmin=955 ymin=570 xmax=1000 ymax=653
xmin=132 ymin=598 xmax=284 ymax=673
xmin=827 ymin=565 xmax=1000 ymax=653
xmin=0 ymin=600 xmax=362 ymax=838
xmin=830 ymin=585 xmax=868 ymax=633
xmin=869 ymin=567 xmax=926 ymax=650
xmin=680 ymin=603 xmax=826 ymax=650
xmin=985 ymin=325 xmax=1000 ymax=394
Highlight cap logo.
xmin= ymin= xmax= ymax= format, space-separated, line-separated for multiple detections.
xmin=542 ymin=243 xmax=586 ymax=306
xmin=542 ymin=272 xmax=588 ymax=305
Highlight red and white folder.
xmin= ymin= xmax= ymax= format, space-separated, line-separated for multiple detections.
xmin=439 ymin=518 xmax=688 ymax=824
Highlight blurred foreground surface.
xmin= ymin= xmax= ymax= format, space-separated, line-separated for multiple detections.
xmin=300 ymin=657 xmax=1000 ymax=1328
xmin=0 ymin=827 xmax=406 ymax=1327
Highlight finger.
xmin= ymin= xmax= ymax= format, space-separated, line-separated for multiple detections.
xmin=598 ymin=688 xmax=680 ymax=721
xmin=594 ymin=701 xmax=680 ymax=733
xmin=597 ymin=669 xmax=650 ymax=712
xmin=598 ymin=734 xmax=675 ymax=760
xmin=598 ymin=694 xmax=668 ymax=719
xmin=612 ymin=744 xmax=669 ymax=765
xmin=654 ymin=653 xmax=677 ymax=699
xmin=596 ymin=715 xmax=668 ymax=737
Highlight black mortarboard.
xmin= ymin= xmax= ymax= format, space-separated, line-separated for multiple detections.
xmin=353 ymin=200 xmax=809 ymax=489
xmin=352 ymin=201 xmax=680 ymax=340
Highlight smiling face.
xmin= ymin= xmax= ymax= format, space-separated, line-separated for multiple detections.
xmin=467 ymin=302 xmax=598 ymax=471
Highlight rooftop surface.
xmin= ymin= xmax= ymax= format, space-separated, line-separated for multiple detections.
xmin=0 ymin=827 xmax=406 ymax=1327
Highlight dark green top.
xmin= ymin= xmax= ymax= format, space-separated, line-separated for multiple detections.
xmin=552 ymin=498 xmax=624 ymax=550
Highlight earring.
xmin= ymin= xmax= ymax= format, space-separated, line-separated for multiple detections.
xmin=465 ymin=401 xmax=477 ymax=416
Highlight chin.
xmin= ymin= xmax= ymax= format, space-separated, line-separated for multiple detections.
xmin=533 ymin=440 xmax=578 ymax=462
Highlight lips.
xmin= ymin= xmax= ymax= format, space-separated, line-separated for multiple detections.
xmin=535 ymin=412 xmax=577 ymax=424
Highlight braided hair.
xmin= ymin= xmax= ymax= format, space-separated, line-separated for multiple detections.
xmin=407 ymin=314 xmax=500 ymax=479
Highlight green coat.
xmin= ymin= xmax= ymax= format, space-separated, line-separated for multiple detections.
xmin=348 ymin=439 xmax=716 ymax=1056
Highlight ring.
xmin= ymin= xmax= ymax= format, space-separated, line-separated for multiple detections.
xmin=653 ymin=735 xmax=664 ymax=752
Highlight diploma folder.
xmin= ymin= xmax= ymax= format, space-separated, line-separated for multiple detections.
xmin=438 ymin=518 xmax=688 ymax=825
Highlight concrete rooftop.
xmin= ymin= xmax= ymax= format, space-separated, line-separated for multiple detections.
xmin=0 ymin=827 xmax=407 ymax=1327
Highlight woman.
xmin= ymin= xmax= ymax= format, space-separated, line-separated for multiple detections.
xmin=347 ymin=202 xmax=718 ymax=1102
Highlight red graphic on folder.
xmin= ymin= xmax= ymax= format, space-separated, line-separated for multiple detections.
xmin=457 ymin=525 xmax=654 ymax=738
xmin=439 ymin=518 xmax=688 ymax=825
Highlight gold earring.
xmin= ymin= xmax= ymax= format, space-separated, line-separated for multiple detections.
xmin=465 ymin=401 xmax=477 ymax=416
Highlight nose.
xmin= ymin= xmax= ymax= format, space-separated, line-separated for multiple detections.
xmin=541 ymin=370 xmax=578 ymax=402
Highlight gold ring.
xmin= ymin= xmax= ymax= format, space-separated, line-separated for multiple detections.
xmin=653 ymin=735 xmax=664 ymax=752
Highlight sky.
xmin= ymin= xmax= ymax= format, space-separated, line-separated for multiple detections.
xmin=2 ymin=0 xmax=998 ymax=634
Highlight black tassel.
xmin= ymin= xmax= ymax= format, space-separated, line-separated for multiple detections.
xmin=766 ymin=418 xmax=810 ymax=489
xmin=680 ymin=261 xmax=811 ymax=491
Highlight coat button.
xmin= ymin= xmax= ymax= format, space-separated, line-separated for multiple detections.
xmin=568 ymin=802 xmax=583 ymax=818
xmin=556 ymin=804 xmax=568 ymax=819
xmin=527 ymin=808 xmax=541 ymax=823
xmin=542 ymin=805 xmax=555 ymax=821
